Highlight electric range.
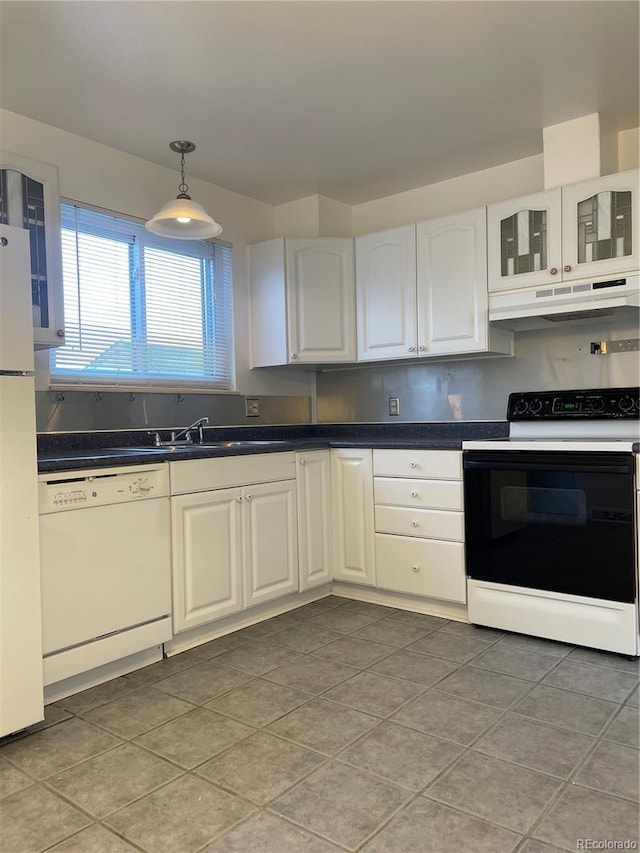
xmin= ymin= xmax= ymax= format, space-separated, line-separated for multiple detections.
xmin=462 ymin=387 xmax=639 ymax=656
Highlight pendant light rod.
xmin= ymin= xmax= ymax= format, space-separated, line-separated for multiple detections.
xmin=145 ymin=140 xmax=223 ymax=240
xmin=170 ymin=141 xmax=196 ymax=199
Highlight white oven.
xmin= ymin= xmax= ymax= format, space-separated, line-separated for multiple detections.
xmin=463 ymin=388 xmax=639 ymax=656
xmin=38 ymin=463 xmax=172 ymax=689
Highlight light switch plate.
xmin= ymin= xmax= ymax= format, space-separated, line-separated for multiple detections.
xmin=245 ymin=398 xmax=260 ymax=417
xmin=388 ymin=396 xmax=400 ymax=416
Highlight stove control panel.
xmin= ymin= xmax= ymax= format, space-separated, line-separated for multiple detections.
xmin=507 ymin=387 xmax=640 ymax=420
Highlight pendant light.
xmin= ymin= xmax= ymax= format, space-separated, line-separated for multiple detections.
xmin=145 ymin=141 xmax=222 ymax=240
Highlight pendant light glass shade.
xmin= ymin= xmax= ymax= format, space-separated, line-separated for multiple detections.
xmin=145 ymin=141 xmax=223 ymax=240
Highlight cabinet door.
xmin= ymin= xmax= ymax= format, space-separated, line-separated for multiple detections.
xmin=171 ymin=488 xmax=243 ymax=633
xmin=286 ymin=238 xmax=355 ymax=363
xmin=297 ymin=451 xmax=332 ymax=591
xmin=331 ymin=449 xmax=375 ymax=586
xmin=561 ymin=170 xmax=639 ymax=281
xmin=417 ymin=208 xmax=489 ymax=356
xmin=487 ymin=189 xmax=562 ymax=291
xmin=243 ymin=480 xmax=299 ymax=607
xmin=0 ymin=150 xmax=65 ymax=348
xmin=356 ymin=225 xmax=417 ymax=361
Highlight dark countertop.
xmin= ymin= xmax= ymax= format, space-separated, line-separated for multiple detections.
xmin=37 ymin=421 xmax=509 ymax=473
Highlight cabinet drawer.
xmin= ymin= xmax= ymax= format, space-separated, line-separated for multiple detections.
xmin=375 ymin=505 xmax=463 ymax=541
xmin=375 ymin=534 xmax=466 ymax=603
xmin=373 ymin=449 xmax=461 ymax=480
xmin=170 ymin=452 xmax=297 ymax=495
xmin=374 ymin=477 xmax=463 ymax=511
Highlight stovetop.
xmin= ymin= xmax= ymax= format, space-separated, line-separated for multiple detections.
xmin=463 ymin=387 xmax=640 ymax=452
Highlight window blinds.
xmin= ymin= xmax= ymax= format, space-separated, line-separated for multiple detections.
xmin=51 ymin=204 xmax=234 ymax=390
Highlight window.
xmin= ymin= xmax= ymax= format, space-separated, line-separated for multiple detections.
xmin=51 ymin=203 xmax=234 ymax=390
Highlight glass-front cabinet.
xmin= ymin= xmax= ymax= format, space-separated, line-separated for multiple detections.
xmin=561 ymin=169 xmax=639 ymax=281
xmin=488 ymin=170 xmax=639 ymax=293
xmin=488 ymin=189 xmax=562 ymax=291
xmin=0 ymin=151 xmax=64 ymax=348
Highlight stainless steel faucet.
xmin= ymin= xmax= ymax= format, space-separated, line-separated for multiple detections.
xmin=151 ymin=416 xmax=209 ymax=446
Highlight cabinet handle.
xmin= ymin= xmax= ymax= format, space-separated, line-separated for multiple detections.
xmin=418 ymin=345 xmax=425 ymax=351
xmin=550 ymin=267 xmax=558 ymax=275
xmin=246 ymin=494 xmax=252 ymax=501
xmin=0 ymin=237 xmax=7 ymax=247
xmin=410 ymin=490 xmax=418 ymax=497
xmin=236 ymin=496 xmax=242 ymax=502
xmin=300 ymin=459 xmax=306 ymax=465
xmin=291 ymin=352 xmax=297 ymax=359
xmin=411 ymin=520 xmax=419 ymax=528
xmin=408 ymin=345 xmax=415 ymax=352
xmin=57 ymin=329 xmax=65 ymax=337
xmin=409 ymin=461 xmax=417 ymax=468
xmin=411 ymin=565 xmax=420 ymax=573
xmin=563 ymin=264 xmax=572 ymax=273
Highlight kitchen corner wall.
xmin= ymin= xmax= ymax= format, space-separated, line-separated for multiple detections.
xmin=316 ymin=314 xmax=640 ymax=423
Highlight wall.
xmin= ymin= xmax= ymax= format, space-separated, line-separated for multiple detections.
xmin=1 ymin=108 xmax=316 ymax=429
xmin=316 ymin=314 xmax=640 ymax=423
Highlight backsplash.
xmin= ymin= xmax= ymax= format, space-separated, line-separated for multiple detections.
xmin=316 ymin=315 xmax=640 ymax=422
xmin=36 ymin=316 xmax=639 ymax=431
xmin=36 ymin=391 xmax=312 ymax=433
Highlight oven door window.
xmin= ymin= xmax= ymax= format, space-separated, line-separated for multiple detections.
xmin=464 ymin=452 xmax=635 ymax=603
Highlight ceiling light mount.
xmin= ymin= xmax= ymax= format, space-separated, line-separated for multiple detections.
xmin=145 ymin=140 xmax=222 ymax=240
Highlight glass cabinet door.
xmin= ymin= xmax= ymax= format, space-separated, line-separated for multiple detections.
xmin=487 ymin=188 xmax=562 ymax=291
xmin=562 ymin=170 xmax=639 ymax=281
xmin=0 ymin=151 xmax=64 ymax=348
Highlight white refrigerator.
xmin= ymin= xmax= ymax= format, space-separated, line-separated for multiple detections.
xmin=0 ymin=223 xmax=44 ymax=736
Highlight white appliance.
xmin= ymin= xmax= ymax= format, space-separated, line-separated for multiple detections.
xmin=38 ymin=464 xmax=172 ymax=693
xmin=0 ymin=224 xmax=44 ymax=736
xmin=489 ymin=273 xmax=640 ymax=331
xmin=463 ymin=388 xmax=640 ymax=656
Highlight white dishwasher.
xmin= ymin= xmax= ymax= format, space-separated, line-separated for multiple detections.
xmin=38 ymin=463 xmax=172 ymax=688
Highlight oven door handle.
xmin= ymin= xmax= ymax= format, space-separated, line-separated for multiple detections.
xmin=463 ymin=459 xmax=632 ymax=475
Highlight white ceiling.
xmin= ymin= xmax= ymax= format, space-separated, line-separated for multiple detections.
xmin=1 ymin=1 xmax=638 ymax=205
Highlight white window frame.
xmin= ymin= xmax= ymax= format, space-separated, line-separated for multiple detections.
xmin=50 ymin=201 xmax=236 ymax=393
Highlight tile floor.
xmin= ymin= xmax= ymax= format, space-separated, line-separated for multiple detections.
xmin=1 ymin=595 xmax=639 ymax=853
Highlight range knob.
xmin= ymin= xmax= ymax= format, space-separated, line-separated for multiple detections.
xmin=587 ymin=396 xmax=604 ymax=413
xmin=514 ymin=399 xmax=528 ymax=415
xmin=528 ymin=398 xmax=543 ymax=415
xmin=618 ymin=395 xmax=635 ymax=413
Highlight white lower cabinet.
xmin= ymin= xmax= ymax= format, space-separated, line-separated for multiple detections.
xmin=172 ymin=488 xmax=243 ymax=632
xmin=373 ymin=449 xmax=466 ymax=603
xmin=243 ymin=479 xmax=298 ymax=607
xmin=297 ymin=450 xmax=333 ymax=591
xmin=331 ymin=448 xmax=376 ymax=586
xmin=171 ymin=453 xmax=299 ymax=634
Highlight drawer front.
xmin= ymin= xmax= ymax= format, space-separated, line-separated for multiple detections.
xmin=170 ymin=452 xmax=297 ymax=495
xmin=374 ymin=477 xmax=463 ymax=511
xmin=373 ymin=449 xmax=461 ymax=480
xmin=375 ymin=505 xmax=463 ymax=541
xmin=375 ymin=534 xmax=466 ymax=603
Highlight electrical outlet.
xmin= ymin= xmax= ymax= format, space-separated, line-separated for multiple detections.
xmin=388 ymin=396 xmax=400 ymax=416
xmin=245 ymin=397 xmax=260 ymax=417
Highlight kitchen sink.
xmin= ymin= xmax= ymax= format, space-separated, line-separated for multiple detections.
xmin=143 ymin=439 xmax=289 ymax=449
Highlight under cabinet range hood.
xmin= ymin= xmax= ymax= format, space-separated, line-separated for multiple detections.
xmin=489 ymin=274 xmax=640 ymax=331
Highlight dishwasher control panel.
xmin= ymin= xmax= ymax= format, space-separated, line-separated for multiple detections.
xmin=38 ymin=464 xmax=169 ymax=513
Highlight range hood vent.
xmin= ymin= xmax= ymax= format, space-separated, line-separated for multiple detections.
xmin=490 ymin=274 xmax=639 ymax=331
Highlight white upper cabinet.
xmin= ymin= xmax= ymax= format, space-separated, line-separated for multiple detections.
xmin=561 ymin=170 xmax=639 ymax=281
xmin=417 ymin=208 xmax=511 ymax=357
xmin=249 ymin=237 xmax=356 ymax=366
xmin=488 ymin=170 xmax=639 ymax=292
xmin=487 ymin=188 xmax=562 ymax=292
xmin=0 ymin=150 xmax=65 ymax=348
xmin=356 ymin=225 xmax=417 ymax=361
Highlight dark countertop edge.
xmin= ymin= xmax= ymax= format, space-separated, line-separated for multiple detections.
xmin=37 ymin=425 xmax=508 ymax=473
